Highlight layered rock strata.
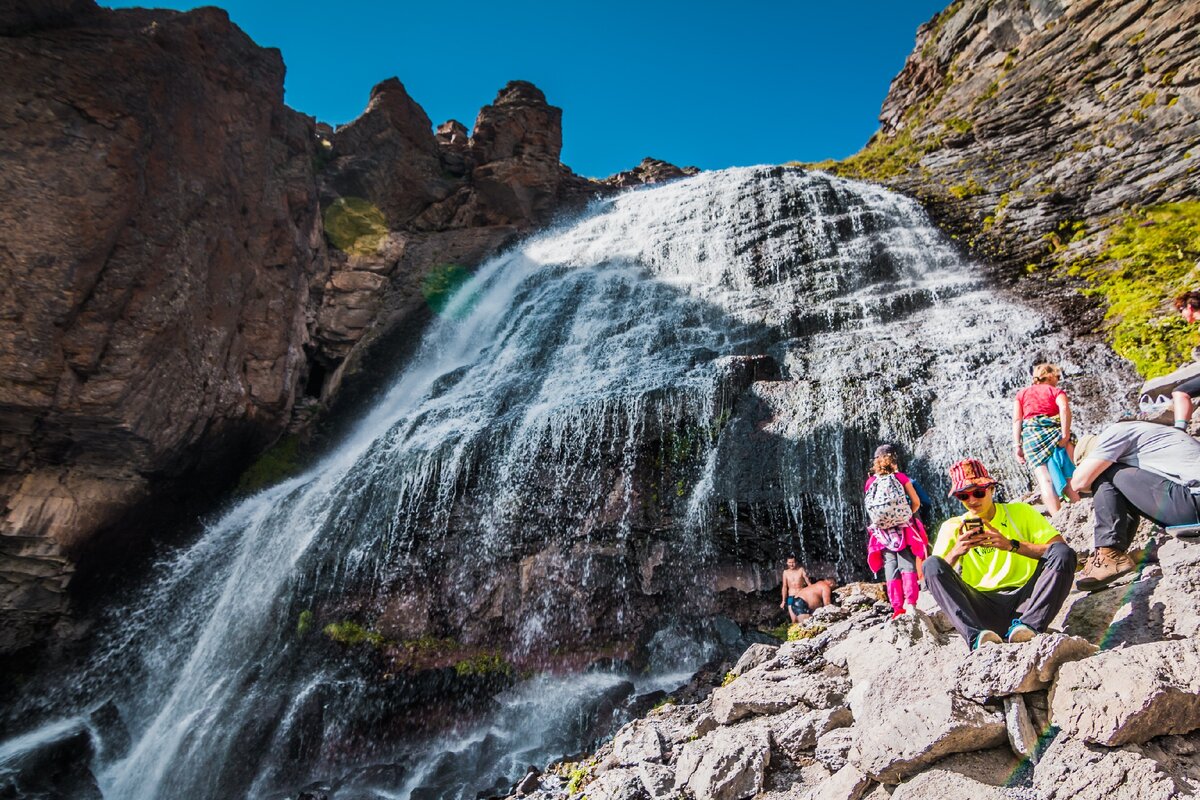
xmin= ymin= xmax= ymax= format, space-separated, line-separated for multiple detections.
xmin=0 ymin=1 xmax=326 ymax=653
xmin=824 ymin=0 xmax=1199 ymax=270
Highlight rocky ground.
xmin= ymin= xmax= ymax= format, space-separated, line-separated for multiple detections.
xmin=501 ymin=489 xmax=1200 ymax=800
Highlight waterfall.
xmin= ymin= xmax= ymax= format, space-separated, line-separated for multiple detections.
xmin=0 ymin=166 xmax=1130 ymax=800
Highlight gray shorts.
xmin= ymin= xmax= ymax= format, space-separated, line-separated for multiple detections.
xmin=883 ymin=547 xmax=917 ymax=582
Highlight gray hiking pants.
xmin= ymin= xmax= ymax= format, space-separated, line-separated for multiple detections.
xmin=924 ymin=543 xmax=1077 ymax=646
xmin=1093 ymin=463 xmax=1200 ymax=551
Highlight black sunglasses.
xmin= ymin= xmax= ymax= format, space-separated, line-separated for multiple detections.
xmin=953 ymin=487 xmax=989 ymax=501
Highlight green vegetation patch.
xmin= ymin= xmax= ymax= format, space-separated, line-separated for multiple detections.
xmin=323 ymin=620 xmax=387 ymax=648
xmin=297 ymin=609 xmax=314 ymax=636
xmin=454 ymin=651 xmax=514 ymax=678
xmin=324 ymin=197 xmax=388 ymax=255
xmin=788 ymin=622 xmax=828 ymax=641
xmin=949 ymin=178 xmax=984 ymax=199
xmin=237 ymin=434 xmax=303 ymax=493
xmin=1066 ymin=202 xmax=1200 ymax=377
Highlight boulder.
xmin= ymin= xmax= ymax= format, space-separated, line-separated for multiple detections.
xmin=584 ymin=767 xmax=644 ymax=800
xmin=673 ymin=726 xmax=770 ymax=800
xmin=839 ymin=614 xmax=1007 ymax=783
xmin=953 ymin=633 xmax=1097 ymax=702
xmin=610 ymin=719 xmax=665 ymax=765
xmin=1051 ymin=639 xmax=1200 ymax=746
xmin=805 ymin=763 xmax=873 ymax=800
xmin=850 ymin=686 xmax=1007 ymax=783
xmin=731 ymin=643 xmax=779 ymax=677
xmin=774 ymin=706 xmax=855 ymax=754
xmin=1033 ymin=735 xmax=1189 ymax=800
xmin=814 ymin=727 xmax=856 ymax=772
xmin=636 ymin=762 xmax=675 ymax=800
xmin=711 ymin=671 xmax=849 ymax=725
xmin=889 ymin=769 xmax=1008 ymax=800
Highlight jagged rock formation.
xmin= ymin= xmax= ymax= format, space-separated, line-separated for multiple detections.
xmin=311 ymin=78 xmax=603 ymax=400
xmin=0 ymin=1 xmax=326 ymax=654
xmin=825 ymin=0 xmax=1198 ymax=266
xmin=507 ymin=527 xmax=1200 ymax=800
xmin=816 ymin=0 xmax=1200 ymax=374
xmin=602 ymin=157 xmax=701 ymax=189
xmin=0 ymin=2 xmax=694 ymax=657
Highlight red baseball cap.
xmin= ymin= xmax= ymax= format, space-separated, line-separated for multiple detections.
xmin=947 ymin=458 xmax=998 ymax=496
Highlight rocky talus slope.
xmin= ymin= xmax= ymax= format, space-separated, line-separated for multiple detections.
xmin=0 ymin=1 xmax=685 ymax=657
xmin=505 ymin=501 xmax=1200 ymax=800
xmin=817 ymin=0 xmax=1200 ymax=376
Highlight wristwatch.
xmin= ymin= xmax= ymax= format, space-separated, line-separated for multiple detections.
xmin=1008 ymin=538 xmax=1020 ymax=553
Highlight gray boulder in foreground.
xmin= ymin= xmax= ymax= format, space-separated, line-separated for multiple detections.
xmin=673 ymin=725 xmax=770 ymax=800
xmin=953 ymin=633 xmax=1097 ymax=703
xmin=1051 ymin=639 xmax=1200 ymax=746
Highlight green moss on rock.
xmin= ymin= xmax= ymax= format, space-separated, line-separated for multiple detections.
xmin=323 ymin=620 xmax=387 ymax=648
xmin=1067 ymin=202 xmax=1200 ymax=377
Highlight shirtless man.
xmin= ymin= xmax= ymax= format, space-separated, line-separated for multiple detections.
xmin=780 ymin=557 xmax=833 ymax=622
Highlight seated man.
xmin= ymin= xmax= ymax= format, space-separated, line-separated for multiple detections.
xmin=926 ymin=459 xmax=1077 ymax=650
xmin=780 ymin=557 xmax=834 ymax=622
xmin=1070 ymin=421 xmax=1200 ymax=590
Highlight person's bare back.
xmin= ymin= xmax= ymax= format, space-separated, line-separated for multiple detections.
xmin=781 ymin=557 xmax=816 ymax=622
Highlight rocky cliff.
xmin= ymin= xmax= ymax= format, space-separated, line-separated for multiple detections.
xmin=814 ymin=0 xmax=1200 ymax=378
xmin=0 ymin=1 xmax=326 ymax=654
xmin=0 ymin=2 xmax=690 ymax=658
xmin=501 ymin=506 xmax=1200 ymax=800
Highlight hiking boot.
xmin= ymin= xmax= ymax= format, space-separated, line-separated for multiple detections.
xmin=973 ymin=630 xmax=1002 ymax=650
xmin=1006 ymin=620 xmax=1037 ymax=643
xmin=1075 ymin=547 xmax=1136 ymax=591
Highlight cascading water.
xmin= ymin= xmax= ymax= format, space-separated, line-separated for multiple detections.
xmin=0 ymin=166 xmax=1129 ymax=799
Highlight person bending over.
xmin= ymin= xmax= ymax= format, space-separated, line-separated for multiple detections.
xmin=780 ymin=557 xmax=833 ymax=622
xmin=925 ymin=459 xmax=1076 ymax=650
xmin=1070 ymin=421 xmax=1200 ymax=590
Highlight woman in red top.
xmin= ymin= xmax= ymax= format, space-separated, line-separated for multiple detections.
xmin=1012 ymin=363 xmax=1081 ymax=514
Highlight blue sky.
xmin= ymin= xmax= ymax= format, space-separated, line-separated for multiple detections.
xmin=102 ymin=1 xmax=949 ymax=178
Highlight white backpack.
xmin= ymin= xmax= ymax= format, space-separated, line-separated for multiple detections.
xmin=865 ymin=473 xmax=912 ymax=529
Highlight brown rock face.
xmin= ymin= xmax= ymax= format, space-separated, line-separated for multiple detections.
xmin=309 ymin=79 xmax=606 ymax=398
xmin=0 ymin=4 xmax=326 ymax=653
xmin=822 ymin=0 xmax=1200 ymax=274
xmin=0 ymin=6 xmax=668 ymax=656
xmin=603 ymin=157 xmax=701 ymax=189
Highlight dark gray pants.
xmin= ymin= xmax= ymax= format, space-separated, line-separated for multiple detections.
xmin=1093 ymin=463 xmax=1200 ymax=551
xmin=924 ymin=543 xmax=1077 ymax=646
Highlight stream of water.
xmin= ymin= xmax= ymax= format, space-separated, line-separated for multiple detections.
xmin=0 ymin=166 xmax=1129 ymax=799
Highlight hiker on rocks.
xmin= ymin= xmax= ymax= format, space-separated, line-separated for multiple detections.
xmin=926 ymin=458 xmax=1076 ymax=650
xmin=1069 ymin=420 xmax=1200 ymax=591
xmin=874 ymin=444 xmax=934 ymax=530
xmin=1013 ymin=363 xmax=1082 ymax=515
xmin=864 ymin=448 xmax=928 ymax=618
xmin=780 ymin=557 xmax=832 ymax=622
xmin=1167 ymin=290 xmax=1200 ymax=430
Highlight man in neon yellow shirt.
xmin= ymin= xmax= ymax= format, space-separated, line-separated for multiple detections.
xmin=926 ymin=458 xmax=1077 ymax=650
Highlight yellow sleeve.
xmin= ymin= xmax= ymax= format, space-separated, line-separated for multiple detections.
xmin=1006 ymin=503 xmax=1062 ymax=545
xmin=932 ymin=517 xmax=961 ymax=559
